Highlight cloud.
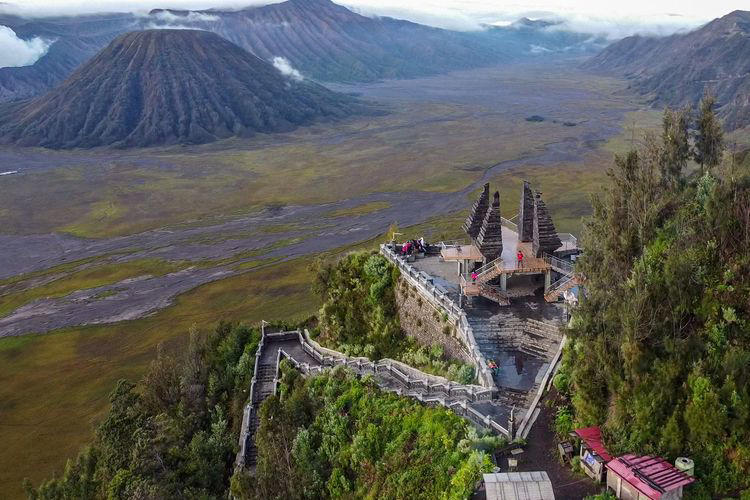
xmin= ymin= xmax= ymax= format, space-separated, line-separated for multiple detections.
xmin=338 ymin=0 xmax=742 ymax=37
xmin=149 ymin=10 xmax=220 ymax=22
xmin=0 ymin=25 xmax=52 ymax=68
xmin=529 ymin=44 xmax=552 ymax=54
xmin=272 ymin=56 xmax=302 ymax=81
xmin=0 ymin=0 xmax=746 ymax=40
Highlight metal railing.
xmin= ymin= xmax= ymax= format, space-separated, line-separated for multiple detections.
xmin=474 ymin=256 xmax=503 ymax=277
xmin=500 ymin=216 xmax=518 ymax=232
xmin=543 ymin=254 xmax=574 ymax=275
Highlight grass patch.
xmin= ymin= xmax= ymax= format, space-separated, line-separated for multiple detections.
xmin=0 ymin=257 xmax=318 ymax=499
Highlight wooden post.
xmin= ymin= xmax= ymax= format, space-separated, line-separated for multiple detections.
xmin=544 ymin=270 xmax=551 ymax=292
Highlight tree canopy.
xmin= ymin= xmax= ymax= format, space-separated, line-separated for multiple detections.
xmin=25 ymin=323 xmax=261 ymax=499
xmin=233 ymin=363 xmax=496 ymax=499
xmin=563 ymin=102 xmax=750 ymax=497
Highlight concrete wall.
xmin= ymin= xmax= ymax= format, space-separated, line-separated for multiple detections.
xmin=380 ymin=244 xmax=496 ymax=388
xmin=395 ymin=276 xmax=472 ymax=363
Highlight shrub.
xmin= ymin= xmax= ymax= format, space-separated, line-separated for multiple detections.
xmin=554 ymin=406 xmax=574 ymax=436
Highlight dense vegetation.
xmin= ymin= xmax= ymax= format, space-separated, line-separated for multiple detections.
xmin=557 ymin=98 xmax=750 ymax=497
xmin=312 ymin=251 xmax=475 ymax=384
xmin=232 ymin=363 xmax=496 ymax=499
xmin=25 ymin=323 xmax=260 ymax=499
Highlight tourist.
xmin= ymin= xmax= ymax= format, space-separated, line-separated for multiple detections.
xmin=517 ymin=250 xmax=524 ymax=266
xmin=471 ymin=271 xmax=478 ymax=283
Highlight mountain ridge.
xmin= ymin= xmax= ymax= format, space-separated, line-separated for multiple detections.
xmin=0 ymin=0 xmax=604 ymax=102
xmin=583 ymin=9 xmax=750 ymax=130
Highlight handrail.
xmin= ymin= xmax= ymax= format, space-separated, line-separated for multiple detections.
xmin=500 ymin=216 xmax=518 ymax=232
xmin=474 ymin=256 xmax=503 ymax=277
xmin=547 ymin=274 xmax=574 ymax=293
xmin=543 ymin=253 xmax=574 ymax=274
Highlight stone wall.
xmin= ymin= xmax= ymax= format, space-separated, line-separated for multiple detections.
xmin=395 ymin=276 xmax=471 ymax=363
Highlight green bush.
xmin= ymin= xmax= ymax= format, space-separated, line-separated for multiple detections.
xmin=313 ymin=252 xmax=476 ymax=383
xmin=554 ymin=406 xmax=574 ymax=437
xmin=249 ymin=368 xmax=493 ymax=499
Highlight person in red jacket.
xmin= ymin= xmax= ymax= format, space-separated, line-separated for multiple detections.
xmin=517 ymin=250 xmax=524 ymax=266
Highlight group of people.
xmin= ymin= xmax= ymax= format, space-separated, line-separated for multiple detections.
xmin=400 ymin=237 xmax=427 ymax=256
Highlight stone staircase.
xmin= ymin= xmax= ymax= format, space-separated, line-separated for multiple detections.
xmin=236 ymin=330 xmax=521 ymax=472
xmin=469 ymin=316 xmax=562 ymax=361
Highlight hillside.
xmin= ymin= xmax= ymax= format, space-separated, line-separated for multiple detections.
xmin=583 ymin=10 xmax=750 ymax=129
xmin=0 ymin=0 xmax=603 ymax=102
xmin=557 ymin=103 xmax=750 ymax=497
xmin=0 ymin=29 xmax=362 ymax=148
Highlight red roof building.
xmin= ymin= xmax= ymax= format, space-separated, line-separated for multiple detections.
xmin=606 ymin=455 xmax=695 ymax=500
xmin=574 ymin=427 xmax=613 ymax=462
xmin=573 ymin=427 xmax=613 ymax=483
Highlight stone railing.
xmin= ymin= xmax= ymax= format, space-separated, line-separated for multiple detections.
xmin=500 ymin=216 xmax=518 ymax=232
xmin=543 ymin=254 xmax=574 ymax=275
xmin=235 ymin=325 xmax=268 ymax=467
xmin=296 ymin=329 xmax=496 ymax=402
xmin=273 ymin=332 xmax=509 ymax=437
xmin=380 ymin=244 xmax=495 ymax=388
xmin=515 ymin=335 xmax=567 ymax=440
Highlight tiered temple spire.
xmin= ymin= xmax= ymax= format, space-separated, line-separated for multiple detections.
xmin=476 ymin=191 xmax=504 ymax=261
xmin=518 ymin=180 xmax=534 ymax=242
xmin=532 ymin=191 xmax=562 ymax=257
xmin=463 ymin=183 xmax=490 ymax=240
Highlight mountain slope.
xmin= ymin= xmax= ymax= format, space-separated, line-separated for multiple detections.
xmin=583 ymin=10 xmax=750 ymax=129
xmin=0 ymin=0 xmax=604 ymax=102
xmin=150 ymin=0 xmax=508 ymax=83
xmin=0 ymin=29 xmax=362 ymax=148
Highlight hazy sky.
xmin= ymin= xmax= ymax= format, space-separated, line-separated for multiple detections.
xmin=2 ymin=0 xmax=747 ymax=36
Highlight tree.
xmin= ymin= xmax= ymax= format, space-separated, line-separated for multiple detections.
xmin=694 ymin=93 xmax=724 ymax=174
xmin=660 ymin=107 xmax=691 ymax=186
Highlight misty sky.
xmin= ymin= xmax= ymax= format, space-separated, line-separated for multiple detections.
xmin=1 ymin=0 xmax=747 ymax=37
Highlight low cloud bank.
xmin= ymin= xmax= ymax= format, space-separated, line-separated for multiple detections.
xmin=341 ymin=0 xmax=731 ymax=38
xmin=0 ymin=0 xmax=743 ymax=40
xmin=272 ymin=56 xmax=302 ymax=81
xmin=0 ymin=25 xmax=52 ymax=68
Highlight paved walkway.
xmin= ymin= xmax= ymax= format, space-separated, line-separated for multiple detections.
xmin=237 ymin=330 xmax=517 ymax=468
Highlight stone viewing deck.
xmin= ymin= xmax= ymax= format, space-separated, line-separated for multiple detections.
xmin=379 ymin=242 xmax=567 ymax=442
xmin=376 ymin=180 xmax=582 ymax=450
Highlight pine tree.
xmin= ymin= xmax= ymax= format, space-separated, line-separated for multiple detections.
xmin=694 ymin=93 xmax=724 ymax=174
xmin=660 ymin=107 xmax=690 ymax=186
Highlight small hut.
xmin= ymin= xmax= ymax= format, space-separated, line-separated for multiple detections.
xmin=572 ymin=427 xmax=612 ymax=483
xmin=606 ymin=455 xmax=695 ymax=500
